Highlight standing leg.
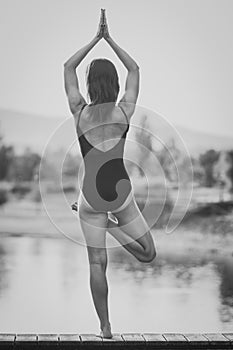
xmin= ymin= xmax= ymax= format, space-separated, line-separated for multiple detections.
xmin=78 ymin=195 xmax=112 ymax=338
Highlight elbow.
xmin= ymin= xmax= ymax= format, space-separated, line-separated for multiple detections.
xmin=64 ymin=61 xmax=74 ymax=69
xmin=64 ymin=62 xmax=70 ymax=69
xmin=129 ymin=64 xmax=140 ymax=71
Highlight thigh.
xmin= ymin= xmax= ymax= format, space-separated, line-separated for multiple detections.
xmin=112 ymin=195 xmax=153 ymax=245
xmin=78 ymin=192 xmax=108 ymax=250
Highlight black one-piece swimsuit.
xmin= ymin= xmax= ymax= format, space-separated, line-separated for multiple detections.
xmin=76 ymin=103 xmax=132 ymax=212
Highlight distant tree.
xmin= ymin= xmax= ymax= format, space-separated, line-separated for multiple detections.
xmin=156 ymin=144 xmax=172 ymax=180
xmin=0 ymin=189 xmax=8 ymax=206
xmin=199 ymin=149 xmax=220 ymax=187
xmin=191 ymin=156 xmax=204 ymax=184
xmin=134 ymin=115 xmax=153 ymax=176
xmin=226 ymin=150 xmax=233 ymax=192
xmin=0 ymin=134 xmax=14 ymax=180
xmin=156 ymin=138 xmax=182 ymax=182
xmin=63 ymin=152 xmax=81 ymax=177
xmin=9 ymin=147 xmax=41 ymax=182
xmin=39 ymin=156 xmax=59 ymax=181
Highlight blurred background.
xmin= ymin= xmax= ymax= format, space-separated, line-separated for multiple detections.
xmin=0 ymin=0 xmax=233 ymax=334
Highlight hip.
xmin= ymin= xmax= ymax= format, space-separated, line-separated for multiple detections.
xmin=78 ymin=185 xmax=134 ymax=214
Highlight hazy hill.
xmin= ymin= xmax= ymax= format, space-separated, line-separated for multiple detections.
xmin=0 ymin=108 xmax=232 ymax=156
xmin=0 ymin=109 xmax=71 ymax=155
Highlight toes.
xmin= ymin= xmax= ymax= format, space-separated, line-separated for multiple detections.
xmin=71 ymin=203 xmax=78 ymax=211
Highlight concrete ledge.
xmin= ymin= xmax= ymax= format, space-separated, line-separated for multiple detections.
xmin=0 ymin=333 xmax=232 ymax=349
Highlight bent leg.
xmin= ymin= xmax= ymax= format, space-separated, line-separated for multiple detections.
xmin=107 ymin=196 xmax=156 ymax=262
xmin=78 ymin=195 xmax=112 ymax=338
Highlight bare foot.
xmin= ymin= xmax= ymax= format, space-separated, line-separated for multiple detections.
xmin=71 ymin=201 xmax=78 ymax=212
xmin=100 ymin=323 xmax=113 ymax=338
xmin=107 ymin=212 xmax=118 ymax=224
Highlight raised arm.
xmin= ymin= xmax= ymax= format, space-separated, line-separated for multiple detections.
xmin=64 ymin=37 xmax=100 ymax=115
xmin=106 ymin=36 xmax=140 ymax=116
xmin=64 ymin=10 xmax=104 ymax=115
xmin=103 ymin=11 xmax=140 ymax=117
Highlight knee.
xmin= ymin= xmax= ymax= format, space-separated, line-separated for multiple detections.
xmin=139 ymin=246 xmax=157 ymax=263
xmin=88 ymin=248 xmax=107 ymax=271
xmin=148 ymin=248 xmax=157 ymax=262
xmin=90 ymin=260 xmax=107 ymax=273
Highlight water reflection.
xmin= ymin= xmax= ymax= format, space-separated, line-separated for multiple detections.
xmin=0 ymin=244 xmax=8 ymax=296
xmin=0 ymin=235 xmax=232 ymax=333
xmin=215 ymin=258 xmax=233 ymax=324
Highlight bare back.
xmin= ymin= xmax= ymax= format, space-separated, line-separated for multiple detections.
xmin=75 ymin=103 xmax=131 ymax=152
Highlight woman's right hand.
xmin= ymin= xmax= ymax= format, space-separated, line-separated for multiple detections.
xmin=102 ymin=9 xmax=110 ymax=39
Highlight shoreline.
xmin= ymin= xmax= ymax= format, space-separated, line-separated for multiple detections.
xmin=1 ymin=223 xmax=233 ymax=258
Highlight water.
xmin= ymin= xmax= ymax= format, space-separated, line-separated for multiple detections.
xmin=0 ymin=234 xmax=233 ymax=334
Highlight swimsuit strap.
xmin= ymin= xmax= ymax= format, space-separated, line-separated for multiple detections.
xmin=76 ymin=103 xmax=87 ymax=134
xmin=117 ymin=104 xmax=129 ymax=135
xmin=77 ymin=103 xmax=129 ymax=138
xmin=118 ymin=104 xmax=129 ymax=125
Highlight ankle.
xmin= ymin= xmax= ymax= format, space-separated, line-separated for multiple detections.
xmin=101 ymin=321 xmax=111 ymax=330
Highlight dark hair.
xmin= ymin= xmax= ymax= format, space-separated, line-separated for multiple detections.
xmin=86 ymin=58 xmax=120 ymax=105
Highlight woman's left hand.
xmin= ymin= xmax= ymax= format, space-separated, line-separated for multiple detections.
xmin=95 ymin=8 xmax=105 ymax=39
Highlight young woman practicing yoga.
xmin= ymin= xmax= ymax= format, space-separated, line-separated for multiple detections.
xmin=64 ymin=9 xmax=156 ymax=338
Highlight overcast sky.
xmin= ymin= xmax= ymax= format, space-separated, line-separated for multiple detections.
xmin=1 ymin=0 xmax=233 ymax=136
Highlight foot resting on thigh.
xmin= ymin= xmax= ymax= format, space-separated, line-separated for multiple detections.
xmin=107 ymin=212 xmax=118 ymax=224
xmin=71 ymin=201 xmax=78 ymax=212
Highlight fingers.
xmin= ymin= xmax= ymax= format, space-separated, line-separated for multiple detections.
xmin=100 ymin=8 xmax=105 ymax=24
xmin=99 ymin=8 xmax=109 ymax=39
xmin=101 ymin=8 xmax=105 ymax=19
xmin=96 ymin=8 xmax=107 ymax=39
xmin=96 ymin=10 xmax=104 ymax=39
xmin=102 ymin=9 xmax=106 ymax=24
xmin=100 ymin=8 xmax=107 ymax=26
xmin=100 ymin=9 xmax=105 ymax=32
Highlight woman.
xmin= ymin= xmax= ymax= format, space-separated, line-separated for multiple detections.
xmin=64 ymin=9 xmax=156 ymax=338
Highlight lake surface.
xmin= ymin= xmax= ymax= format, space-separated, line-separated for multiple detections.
xmin=0 ymin=233 xmax=233 ymax=334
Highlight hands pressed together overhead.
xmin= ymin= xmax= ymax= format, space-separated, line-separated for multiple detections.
xmin=96 ymin=8 xmax=110 ymax=40
xmin=64 ymin=7 xmax=139 ymax=120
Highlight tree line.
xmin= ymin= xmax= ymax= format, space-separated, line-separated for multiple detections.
xmin=0 ymin=131 xmax=233 ymax=192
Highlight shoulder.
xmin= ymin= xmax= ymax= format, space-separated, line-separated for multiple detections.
xmin=117 ymin=101 xmax=135 ymax=121
xmin=72 ymin=103 xmax=87 ymax=127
